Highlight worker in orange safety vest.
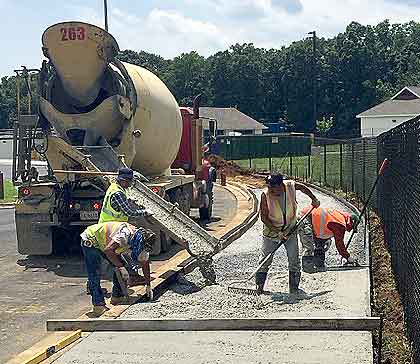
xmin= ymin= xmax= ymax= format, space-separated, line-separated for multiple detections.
xmin=299 ymin=206 xmax=360 ymax=272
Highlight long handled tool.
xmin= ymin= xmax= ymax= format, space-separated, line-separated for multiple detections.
xmin=343 ymin=158 xmax=389 ymax=257
xmin=114 ymin=267 xmax=129 ymax=299
xmin=228 ymin=206 xmax=315 ymax=296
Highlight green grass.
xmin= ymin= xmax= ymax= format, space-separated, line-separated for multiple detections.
xmin=0 ymin=180 xmax=17 ymax=202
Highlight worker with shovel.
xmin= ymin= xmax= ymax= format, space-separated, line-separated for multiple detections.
xmin=255 ymin=174 xmax=320 ymax=295
xmin=99 ymin=167 xmax=153 ymax=286
xmin=299 ymin=206 xmax=359 ymax=272
xmin=80 ymin=221 xmax=155 ymax=317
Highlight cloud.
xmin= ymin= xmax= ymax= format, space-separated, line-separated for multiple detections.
xmin=103 ymin=7 xmax=231 ymax=58
xmin=271 ymin=0 xmax=303 ymax=14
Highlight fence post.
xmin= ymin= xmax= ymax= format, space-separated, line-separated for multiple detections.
xmin=339 ymin=143 xmax=343 ymax=190
xmin=362 ymin=138 xmax=366 ymax=201
xmin=351 ymin=142 xmax=355 ymax=193
xmin=289 ymin=155 xmax=293 ymax=177
xmin=323 ymin=144 xmax=327 ymax=186
xmin=248 ymin=137 xmax=252 ymax=169
xmin=307 ymin=152 xmax=311 ymax=180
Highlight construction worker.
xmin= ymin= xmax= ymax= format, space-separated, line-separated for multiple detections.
xmin=99 ymin=167 xmax=152 ymax=223
xmin=255 ymin=174 xmax=320 ymax=295
xmin=99 ymin=167 xmax=153 ymax=286
xmin=299 ymin=206 xmax=359 ymax=272
xmin=80 ymin=221 xmax=155 ymax=316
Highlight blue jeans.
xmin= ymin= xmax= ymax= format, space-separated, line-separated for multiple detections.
xmin=82 ymin=245 xmax=124 ymax=306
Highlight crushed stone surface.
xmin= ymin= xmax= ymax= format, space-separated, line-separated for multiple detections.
xmin=124 ymin=189 xmax=369 ymax=320
xmin=55 ymin=187 xmax=373 ymax=364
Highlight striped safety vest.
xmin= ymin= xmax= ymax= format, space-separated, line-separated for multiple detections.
xmin=99 ymin=183 xmax=129 ymax=223
xmin=82 ymin=221 xmax=136 ymax=253
xmin=303 ymin=207 xmax=348 ymax=239
xmin=263 ymin=180 xmax=297 ymax=238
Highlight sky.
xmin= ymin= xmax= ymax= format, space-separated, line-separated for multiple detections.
xmin=2 ymin=0 xmax=420 ymax=76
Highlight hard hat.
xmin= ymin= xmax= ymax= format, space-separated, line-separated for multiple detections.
xmin=117 ymin=168 xmax=134 ymax=181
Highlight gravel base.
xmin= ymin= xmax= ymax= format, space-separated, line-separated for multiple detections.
xmin=55 ymin=187 xmax=373 ymax=364
xmin=124 ymin=189 xmax=369 ymax=319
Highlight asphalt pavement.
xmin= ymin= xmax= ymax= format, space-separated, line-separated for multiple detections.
xmin=0 ymin=184 xmax=237 ymax=363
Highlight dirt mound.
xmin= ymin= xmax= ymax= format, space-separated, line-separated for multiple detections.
xmin=208 ymin=154 xmax=251 ymax=176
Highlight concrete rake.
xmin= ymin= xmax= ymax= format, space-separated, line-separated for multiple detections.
xmin=228 ymin=207 xmax=314 ymax=296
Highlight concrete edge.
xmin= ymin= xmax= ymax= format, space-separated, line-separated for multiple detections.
xmin=6 ymin=181 xmax=258 ymax=364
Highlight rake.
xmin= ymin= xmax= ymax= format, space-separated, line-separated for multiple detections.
xmin=228 ymin=206 xmax=315 ymax=296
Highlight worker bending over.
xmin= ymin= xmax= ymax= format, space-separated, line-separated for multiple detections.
xmin=256 ymin=174 xmax=320 ymax=295
xmin=81 ymin=221 xmax=154 ymax=316
xmin=99 ymin=167 xmax=153 ymax=286
xmin=299 ymin=206 xmax=359 ymax=272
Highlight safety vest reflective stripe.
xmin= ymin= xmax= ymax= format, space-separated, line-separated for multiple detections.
xmin=83 ymin=222 xmax=132 ymax=252
xmin=99 ymin=183 xmax=129 ymax=223
xmin=263 ymin=181 xmax=297 ymax=238
xmin=311 ymin=208 xmax=346 ymax=239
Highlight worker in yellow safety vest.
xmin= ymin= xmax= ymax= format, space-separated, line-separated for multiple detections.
xmin=80 ymin=221 xmax=155 ymax=316
xmin=256 ymin=174 xmax=320 ymax=295
xmin=99 ymin=168 xmax=152 ymax=223
xmin=299 ymin=206 xmax=360 ymax=272
xmin=98 ymin=168 xmax=154 ymax=286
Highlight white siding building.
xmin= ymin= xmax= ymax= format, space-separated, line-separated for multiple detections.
xmin=357 ymin=86 xmax=420 ymax=137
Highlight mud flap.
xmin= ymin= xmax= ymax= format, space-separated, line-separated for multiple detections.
xmin=15 ymin=212 xmax=52 ymax=255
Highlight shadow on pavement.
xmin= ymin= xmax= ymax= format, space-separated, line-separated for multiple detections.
xmin=269 ymin=289 xmax=332 ymax=305
xmin=16 ymin=254 xmax=88 ymax=278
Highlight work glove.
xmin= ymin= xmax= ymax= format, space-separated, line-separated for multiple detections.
xmin=146 ymin=284 xmax=154 ymax=301
xmin=311 ymin=198 xmax=320 ymax=208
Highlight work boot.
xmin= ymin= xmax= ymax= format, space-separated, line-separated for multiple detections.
xmin=302 ymin=256 xmax=316 ymax=274
xmin=92 ymin=304 xmax=109 ymax=317
xmin=128 ymin=274 xmax=146 ymax=287
xmin=313 ymin=249 xmax=326 ymax=269
xmin=110 ymin=296 xmax=127 ymax=305
xmin=255 ymin=272 xmax=268 ymax=295
xmin=289 ymin=271 xmax=305 ymax=295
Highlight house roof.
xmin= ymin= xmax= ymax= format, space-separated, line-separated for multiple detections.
xmin=357 ymin=86 xmax=420 ymax=118
xmin=199 ymin=107 xmax=268 ymax=130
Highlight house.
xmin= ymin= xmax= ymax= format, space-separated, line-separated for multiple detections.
xmin=199 ymin=107 xmax=267 ymax=137
xmin=357 ymin=86 xmax=420 ymax=137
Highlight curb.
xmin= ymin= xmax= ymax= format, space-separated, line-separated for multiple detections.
xmin=0 ymin=203 xmax=15 ymax=209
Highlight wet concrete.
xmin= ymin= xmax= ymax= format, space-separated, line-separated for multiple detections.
xmin=54 ymin=188 xmax=373 ymax=364
xmin=1 ymin=185 xmax=237 ymax=363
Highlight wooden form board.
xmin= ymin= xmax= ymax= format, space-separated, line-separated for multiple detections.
xmin=47 ymin=317 xmax=381 ymax=333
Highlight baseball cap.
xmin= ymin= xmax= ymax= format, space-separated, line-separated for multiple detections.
xmin=266 ymin=174 xmax=284 ymax=187
xmin=117 ymin=168 xmax=134 ymax=181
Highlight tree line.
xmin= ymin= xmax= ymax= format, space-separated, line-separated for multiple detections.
xmin=2 ymin=20 xmax=420 ymax=137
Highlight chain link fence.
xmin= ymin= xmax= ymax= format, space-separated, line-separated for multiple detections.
xmin=377 ymin=115 xmax=420 ymax=363
xmin=223 ymin=135 xmax=379 ymax=208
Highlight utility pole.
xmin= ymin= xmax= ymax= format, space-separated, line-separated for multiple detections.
xmin=104 ymin=0 xmax=109 ymax=31
xmin=308 ymin=31 xmax=317 ymax=132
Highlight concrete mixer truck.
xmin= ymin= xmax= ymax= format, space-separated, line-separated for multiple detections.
xmin=12 ymin=22 xmax=217 ymax=256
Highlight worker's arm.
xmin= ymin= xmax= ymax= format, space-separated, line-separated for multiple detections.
xmin=139 ymin=256 xmax=151 ymax=284
xmin=260 ymin=192 xmax=280 ymax=231
xmin=110 ymin=192 xmax=152 ymax=217
xmin=328 ymin=222 xmax=350 ymax=259
xmin=103 ymin=242 xmax=124 ymax=267
xmin=295 ymin=182 xmax=320 ymax=207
